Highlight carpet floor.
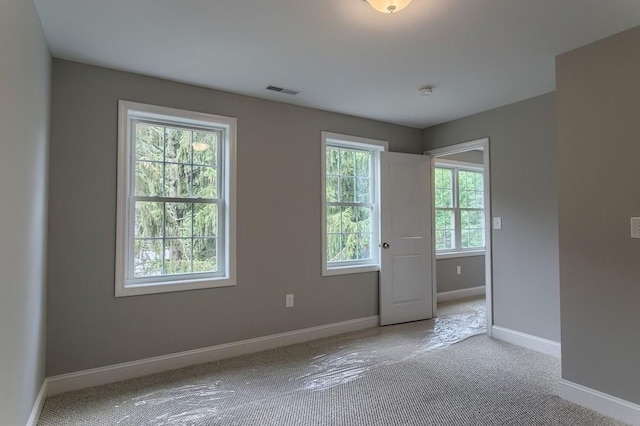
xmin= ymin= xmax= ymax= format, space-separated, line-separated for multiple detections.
xmin=38 ymin=298 xmax=624 ymax=425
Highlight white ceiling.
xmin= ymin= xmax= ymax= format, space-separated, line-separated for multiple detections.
xmin=34 ymin=0 xmax=640 ymax=128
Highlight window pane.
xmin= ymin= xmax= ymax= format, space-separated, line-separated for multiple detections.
xmin=135 ymin=202 xmax=163 ymax=238
xmin=341 ymin=207 xmax=357 ymax=233
xmin=165 ymin=203 xmax=192 ymax=238
xmin=164 ymin=163 xmax=190 ymax=198
xmin=435 ymin=230 xmax=455 ymax=251
xmin=326 ymin=147 xmax=340 ymax=176
xmin=326 ymin=176 xmax=339 ymax=202
xmin=357 ymin=234 xmax=372 ymax=260
xmin=339 ymin=177 xmax=355 ymax=203
xmin=135 ymin=161 xmax=163 ymax=196
xmin=327 ymin=234 xmax=342 ymax=262
xmin=341 ymin=233 xmax=358 ymax=261
xmin=434 ymin=168 xmax=453 ymax=208
xmin=339 ymin=149 xmax=355 ymax=176
xmin=355 ymin=151 xmax=371 ymax=177
xmin=471 ymin=229 xmax=485 ymax=248
xmin=435 ymin=209 xmax=455 ymax=251
xmin=355 ymin=178 xmax=370 ymax=203
xmin=461 ymin=210 xmax=485 ymax=249
xmin=459 ymin=170 xmax=483 ymax=208
xmin=164 ymin=239 xmax=192 ymax=275
xmin=326 ymin=206 xmax=341 ymax=234
xmin=192 ymin=131 xmax=218 ymax=166
xmin=134 ymin=239 xmax=163 ymax=277
xmin=136 ymin=123 xmax=164 ymax=162
xmin=435 ymin=209 xmax=454 ymax=229
xmin=461 ymin=230 xmax=470 ymax=248
xmin=193 ymin=203 xmax=217 ymax=237
xmin=356 ymin=207 xmax=371 ymax=233
xmin=192 ymin=166 xmax=217 ymax=198
xmin=193 ymin=238 xmax=217 ymax=272
xmin=165 ymin=127 xmax=191 ymax=164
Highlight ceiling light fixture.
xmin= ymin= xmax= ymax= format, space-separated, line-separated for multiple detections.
xmin=365 ymin=0 xmax=413 ymax=14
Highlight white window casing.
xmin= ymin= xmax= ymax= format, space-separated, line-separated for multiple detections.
xmin=115 ymin=101 xmax=236 ymax=297
xmin=321 ymin=131 xmax=388 ymax=276
xmin=434 ymin=159 xmax=485 ymax=258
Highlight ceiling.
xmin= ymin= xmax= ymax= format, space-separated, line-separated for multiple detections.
xmin=34 ymin=0 xmax=639 ymax=128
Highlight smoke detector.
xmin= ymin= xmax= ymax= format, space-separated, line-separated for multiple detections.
xmin=419 ymin=86 xmax=434 ymax=96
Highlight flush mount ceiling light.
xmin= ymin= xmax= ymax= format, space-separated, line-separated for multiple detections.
xmin=365 ymin=0 xmax=413 ymax=14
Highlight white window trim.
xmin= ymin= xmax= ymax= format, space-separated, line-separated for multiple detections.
xmin=115 ymin=101 xmax=236 ymax=297
xmin=434 ymin=159 xmax=485 ymax=258
xmin=321 ymin=131 xmax=388 ymax=276
xmin=436 ymin=250 xmax=485 ymax=260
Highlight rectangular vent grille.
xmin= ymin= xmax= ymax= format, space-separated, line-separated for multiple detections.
xmin=266 ymin=85 xmax=299 ymax=96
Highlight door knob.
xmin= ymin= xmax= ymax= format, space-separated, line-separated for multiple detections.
xmin=382 ymin=242 xmax=390 ymax=249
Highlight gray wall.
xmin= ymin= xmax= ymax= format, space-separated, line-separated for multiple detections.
xmin=47 ymin=60 xmax=423 ymax=376
xmin=0 ymin=0 xmax=50 ymax=424
xmin=557 ymin=26 xmax=640 ymax=404
xmin=423 ymin=93 xmax=560 ymax=342
xmin=439 ymin=149 xmax=484 ymax=165
xmin=436 ymin=256 xmax=485 ymax=293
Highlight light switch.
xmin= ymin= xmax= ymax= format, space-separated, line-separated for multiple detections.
xmin=631 ymin=218 xmax=640 ymax=238
xmin=493 ymin=217 xmax=502 ymax=230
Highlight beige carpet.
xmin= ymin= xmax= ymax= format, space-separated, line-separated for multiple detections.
xmin=38 ymin=298 xmax=624 ymax=425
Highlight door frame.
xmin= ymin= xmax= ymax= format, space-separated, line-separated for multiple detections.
xmin=426 ymin=137 xmax=493 ymax=337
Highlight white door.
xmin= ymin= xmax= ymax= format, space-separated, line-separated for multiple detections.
xmin=379 ymin=152 xmax=433 ymax=326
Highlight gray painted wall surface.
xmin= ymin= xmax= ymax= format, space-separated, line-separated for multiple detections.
xmin=423 ymin=93 xmax=560 ymax=342
xmin=439 ymin=150 xmax=484 ymax=165
xmin=556 ymin=26 xmax=640 ymax=404
xmin=436 ymin=256 xmax=485 ymax=293
xmin=0 ymin=1 xmax=50 ymax=424
xmin=47 ymin=60 xmax=423 ymax=376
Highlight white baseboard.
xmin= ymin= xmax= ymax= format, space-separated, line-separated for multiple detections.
xmin=558 ymin=379 xmax=640 ymax=425
xmin=47 ymin=315 xmax=379 ymax=396
xmin=437 ymin=286 xmax=485 ymax=302
xmin=491 ymin=326 xmax=561 ymax=358
xmin=26 ymin=380 xmax=47 ymax=426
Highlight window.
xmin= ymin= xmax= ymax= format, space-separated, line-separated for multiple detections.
xmin=321 ymin=132 xmax=387 ymax=276
xmin=115 ymin=101 xmax=236 ymax=296
xmin=434 ymin=161 xmax=485 ymax=256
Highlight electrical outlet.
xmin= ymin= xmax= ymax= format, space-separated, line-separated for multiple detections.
xmin=631 ymin=218 xmax=640 ymax=238
xmin=456 ymin=266 xmax=462 ymax=275
xmin=286 ymin=294 xmax=294 ymax=308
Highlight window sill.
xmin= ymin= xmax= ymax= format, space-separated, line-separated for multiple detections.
xmin=436 ymin=250 xmax=485 ymax=260
xmin=323 ymin=264 xmax=380 ymax=277
xmin=115 ymin=277 xmax=235 ymax=297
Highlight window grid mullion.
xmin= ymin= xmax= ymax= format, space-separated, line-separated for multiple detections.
xmin=132 ymin=196 xmax=220 ymax=204
xmin=327 ymin=202 xmax=374 ymax=208
xmin=191 ymin=202 xmax=194 ymax=274
xmin=454 ymin=169 xmax=461 ymax=250
xmin=189 ymin=131 xmax=194 ymax=274
xmin=161 ymin=127 xmax=167 ymax=275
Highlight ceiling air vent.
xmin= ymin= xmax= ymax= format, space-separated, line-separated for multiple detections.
xmin=266 ymin=85 xmax=299 ymax=96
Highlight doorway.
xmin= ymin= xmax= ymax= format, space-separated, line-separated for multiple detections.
xmin=426 ymin=138 xmax=492 ymax=337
